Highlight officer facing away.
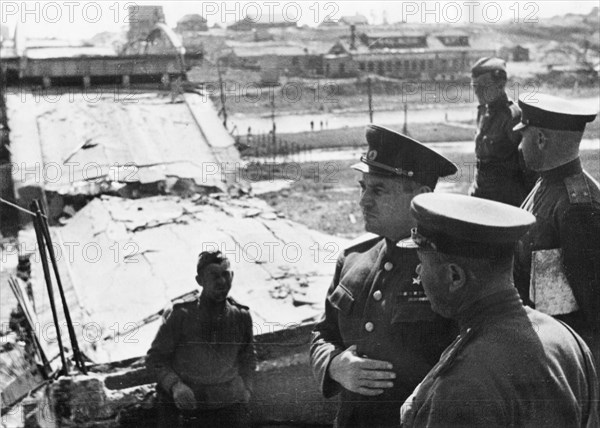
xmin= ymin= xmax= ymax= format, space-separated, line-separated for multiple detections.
xmin=401 ymin=193 xmax=599 ymax=427
xmin=146 ymin=251 xmax=257 ymax=428
xmin=310 ymin=125 xmax=458 ymax=427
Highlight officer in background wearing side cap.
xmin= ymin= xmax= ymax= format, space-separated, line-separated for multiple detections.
xmin=310 ymin=125 xmax=458 ymax=427
xmin=513 ymin=93 xmax=600 ymax=377
xmin=468 ymin=57 xmax=537 ymax=206
xmin=401 ymin=193 xmax=598 ymax=427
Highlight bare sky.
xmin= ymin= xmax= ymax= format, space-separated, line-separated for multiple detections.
xmin=1 ymin=1 xmax=598 ymax=41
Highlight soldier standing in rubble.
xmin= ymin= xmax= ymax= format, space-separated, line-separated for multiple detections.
xmin=310 ymin=125 xmax=458 ymax=427
xmin=146 ymin=251 xmax=257 ymax=428
xmin=468 ymin=57 xmax=536 ymax=206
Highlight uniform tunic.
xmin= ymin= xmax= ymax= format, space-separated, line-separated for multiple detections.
xmin=514 ymin=158 xmax=600 ymax=370
xmin=400 ymin=288 xmax=599 ymax=427
xmin=469 ymin=92 xmax=534 ymax=206
xmin=310 ymin=235 xmax=457 ymax=427
xmin=146 ymin=294 xmax=257 ymax=409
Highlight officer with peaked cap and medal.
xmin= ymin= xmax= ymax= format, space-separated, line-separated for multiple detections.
xmin=400 ymin=193 xmax=599 ymax=427
xmin=310 ymin=125 xmax=458 ymax=427
xmin=512 ymin=93 xmax=600 ymax=377
xmin=469 ymin=57 xmax=537 ymax=206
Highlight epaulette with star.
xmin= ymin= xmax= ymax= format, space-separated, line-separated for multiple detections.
xmin=227 ymin=296 xmax=250 ymax=311
xmin=565 ymin=172 xmax=595 ymax=205
xmin=507 ymin=100 xmax=521 ymax=119
xmin=170 ymin=289 xmax=200 ymax=308
xmin=431 ymin=327 xmax=477 ymax=379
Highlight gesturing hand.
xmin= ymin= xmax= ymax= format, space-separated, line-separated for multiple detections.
xmin=328 ymin=344 xmax=395 ymax=396
xmin=172 ymin=381 xmax=197 ymax=410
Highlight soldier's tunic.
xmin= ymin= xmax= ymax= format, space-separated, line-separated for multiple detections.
xmin=514 ymin=158 xmax=600 ymax=371
xmin=469 ymin=92 xmax=534 ymax=206
xmin=310 ymin=235 xmax=457 ymax=427
xmin=400 ymin=288 xmax=599 ymax=427
xmin=146 ymin=294 xmax=257 ymax=409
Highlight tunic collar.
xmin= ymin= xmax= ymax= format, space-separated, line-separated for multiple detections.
xmin=384 ymin=236 xmax=408 ymax=258
xmin=456 ymin=287 xmax=524 ymax=333
xmin=540 ymin=158 xmax=582 ymax=182
xmin=485 ymin=92 xmax=509 ymax=112
xmin=384 ymin=238 xmax=396 ymax=252
xmin=198 ymin=293 xmax=228 ymax=315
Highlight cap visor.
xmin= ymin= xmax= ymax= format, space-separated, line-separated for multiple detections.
xmin=398 ymin=237 xmax=419 ymax=249
xmin=351 ymin=162 xmax=368 ymax=173
xmin=513 ymin=122 xmax=527 ymax=131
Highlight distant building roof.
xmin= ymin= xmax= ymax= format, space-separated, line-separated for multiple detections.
xmin=23 ymin=46 xmax=117 ymax=59
xmin=431 ymin=29 xmax=469 ymax=37
xmin=178 ymin=13 xmax=207 ymax=23
xmin=7 ymin=92 xmax=238 ymax=195
xmin=228 ymin=14 xmax=296 ymax=30
xmin=23 ymin=38 xmax=88 ymax=49
xmin=328 ymin=31 xmax=491 ymax=56
xmin=360 ymin=30 xmax=427 ymax=38
xmin=340 ymin=14 xmax=369 ymax=25
xmin=226 ymin=41 xmax=316 ymax=57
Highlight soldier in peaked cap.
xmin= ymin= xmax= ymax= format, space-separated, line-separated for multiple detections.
xmin=400 ymin=193 xmax=599 ymax=427
xmin=310 ymin=125 xmax=458 ymax=427
xmin=512 ymin=93 xmax=600 ymax=378
xmin=468 ymin=57 xmax=537 ymax=206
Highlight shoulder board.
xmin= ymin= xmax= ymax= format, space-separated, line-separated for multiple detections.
xmin=565 ymin=173 xmax=593 ymax=205
xmin=227 ymin=296 xmax=249 ymax=311
xmin=170 ymin=289 xmax=200 ymax=307
xmin=507 ymin=100 xmax=521 ymax=117
xmin=344 ymin=233 xmax=381 ymax=254
xmin=432 ymin=327 xmax=476 ymax=379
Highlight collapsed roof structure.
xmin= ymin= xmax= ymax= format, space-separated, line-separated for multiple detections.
xmin=2 ymin=85 xmax=345 ymax=425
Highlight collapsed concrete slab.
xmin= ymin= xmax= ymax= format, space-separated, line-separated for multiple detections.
xmin=12 ymin=193 xmax=346 ymax=425
xmin=6 ymin=92 xmax=241 ymax=223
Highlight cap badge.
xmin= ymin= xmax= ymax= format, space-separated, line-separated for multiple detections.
xmin=367 ymin=150 xmax=378 ymax=161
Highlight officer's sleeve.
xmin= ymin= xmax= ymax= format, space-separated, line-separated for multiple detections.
xmin=559 ymin=204 xmax=600 ymax=327
xmin=410 ymin=378 xmax=507 ymax=427
xmin=505 ymin=105 xmax=522 ymax=147
xmin=238 ymin=309 xmax=257 ymax=393
xmin=309 ymin=256 xmax=346 ymax=398
xmin=146 ymin=305 xmax=183 ymax=393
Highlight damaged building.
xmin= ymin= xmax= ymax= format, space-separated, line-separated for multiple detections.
xmin=1 ymin=35 xmax=344 ymax=426
xmin=323 ymin=27 xmax=495 ymax=79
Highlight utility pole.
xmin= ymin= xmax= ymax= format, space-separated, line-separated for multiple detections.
xmin=402 ymin=103 xmax=408 ymax=135
xmin=0 ymin=64 xmax=7 ymax=131
xmin=270 ymin=87 xmax=276 ymax=163
xmin=367 ymin=77 xmax=373 ymax=123
xmin=217 ymin=59 xmax=227 ymax=129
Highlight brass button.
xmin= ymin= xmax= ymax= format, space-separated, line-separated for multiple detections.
xmin=384 ymin=262 xmax=393 ymax=271
xmin=365 ymin=322 xmax=374 ymax=332
xmin=373 ymin=290 xmax=382 ymax=301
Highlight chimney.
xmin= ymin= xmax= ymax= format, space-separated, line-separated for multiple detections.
xmin=350 ymin=24 xmax=356 ymax=50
